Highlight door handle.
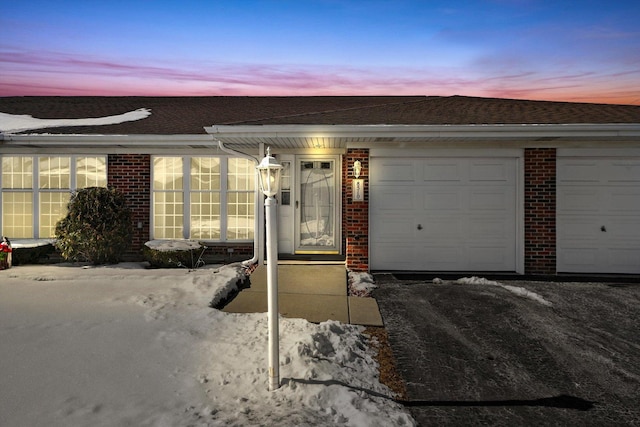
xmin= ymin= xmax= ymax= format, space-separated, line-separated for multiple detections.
xmin=417 ymin=224 xmax=423 ymax=230
xmin=296 ymin=200 xmax=299 ymax=209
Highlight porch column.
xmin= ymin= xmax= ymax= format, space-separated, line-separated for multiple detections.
xmin=524 ymin=148 xmax=557 ymax=274
xmin=344 ymin=149 xmax=369 ymax=271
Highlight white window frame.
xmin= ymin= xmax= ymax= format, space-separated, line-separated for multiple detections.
xmin=151 ymin=155 xmax=255 ymax=242
xmin=0 ymin=155 xmax=108 ymax=239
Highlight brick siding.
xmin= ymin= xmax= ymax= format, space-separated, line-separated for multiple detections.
xmin=108 ymin=154 xmax=151 ymax=260
xmin=343 ymin=149 xmax=369 ymax=271
xmin=524 ymin=148 xmax=557 ymax=274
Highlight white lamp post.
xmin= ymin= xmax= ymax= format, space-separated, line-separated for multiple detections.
xmin=256 ymin=147 xmax=283 ymax=391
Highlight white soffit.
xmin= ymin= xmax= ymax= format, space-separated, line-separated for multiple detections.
xmin=206 ymin=124 xmax=640 ymax=149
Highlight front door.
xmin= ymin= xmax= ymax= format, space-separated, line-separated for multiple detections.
xmin=295 ymin=157 xmax=340 ymax=254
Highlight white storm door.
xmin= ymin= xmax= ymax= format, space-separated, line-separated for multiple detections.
xmin=296 ymin=157 xmax=340 ymax=254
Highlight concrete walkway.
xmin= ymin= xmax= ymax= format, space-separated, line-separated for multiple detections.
xmin=222 ymin=264 xmax=383 ymax=326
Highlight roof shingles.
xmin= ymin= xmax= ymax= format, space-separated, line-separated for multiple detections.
xmin=1 ymin=95 xmax=638 ymax=135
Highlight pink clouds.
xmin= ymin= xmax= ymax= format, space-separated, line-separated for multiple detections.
xmin=1 ymin=48 xmax=639 ymax=105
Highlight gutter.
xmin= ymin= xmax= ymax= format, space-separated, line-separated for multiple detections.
xmin=0 ymin=134 xmax=215 ymax=146
xmin=215 ymin=139 xmax=261 ymax=268
xmin=209 ymin=123 xmax=640 ymax=140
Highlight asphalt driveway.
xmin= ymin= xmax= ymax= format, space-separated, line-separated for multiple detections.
xmin=373 ymin=275 xmax=640 ymax=426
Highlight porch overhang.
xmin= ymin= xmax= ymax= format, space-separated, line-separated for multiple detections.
xmin=206 ymin=123 xmax=640 ymax=151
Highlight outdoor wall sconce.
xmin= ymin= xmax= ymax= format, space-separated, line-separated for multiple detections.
xmin=352 ymin=160 xmax=364 ymax=201
xmin=353 ymin=160 xmax=362 ymax=178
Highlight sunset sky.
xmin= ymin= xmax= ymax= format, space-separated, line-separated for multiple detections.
xmin=1 ymin=0 xmax=639 ymax=105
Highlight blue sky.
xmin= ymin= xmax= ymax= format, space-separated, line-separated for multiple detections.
xmin=1 ymin=0 xmax=639 ymax=104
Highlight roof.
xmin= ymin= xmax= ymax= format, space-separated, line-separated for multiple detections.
xmin=1 ymin=95 xmax=639 ymax=135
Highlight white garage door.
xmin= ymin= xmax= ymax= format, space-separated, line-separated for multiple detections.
xmin=557 ymin=155 xmax=640 ymax=274
xmin=370 ymin=156 xmax=518 ymax=271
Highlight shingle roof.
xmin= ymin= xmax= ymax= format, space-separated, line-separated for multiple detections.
xmin=1 ymin=95 xmax=638 ymax=135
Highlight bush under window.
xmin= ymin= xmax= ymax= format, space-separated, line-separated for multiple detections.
xmin=55 ymin=187 xmax=132 ymax=264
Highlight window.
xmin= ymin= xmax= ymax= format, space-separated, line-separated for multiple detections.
xmin=227 ymin=158 xmax=255 ymax=240
xmin=1 ymin=156 xmax=107 ymax=238
xmin=152 ymin=156 xmax=255 ymax=241
xmin=279 ymin=161 xmax=291 ymax=206
xmin=152 ymin=157 xmax=184 ymax=239
xmin=190 ymin=157 xmax=221 ymax=240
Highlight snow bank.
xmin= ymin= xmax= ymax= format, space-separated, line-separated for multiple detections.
xmin=348 ymin=271 xmax=377 ymax=296
xmin=204 ymin=315 xmax=413 ymax=426
xmin=456 ymin=276 xmax=553 ymax=306
xmin=0 ymin=108 xmax=151 ymax=133
xmin=0 ymin=263 xmax=414 ymax=426
xmin=456 ymin=276 xmax=501 ymax=286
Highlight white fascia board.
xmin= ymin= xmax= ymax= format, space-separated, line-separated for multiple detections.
xmin=207 ymin=123 xmax=640 ymax=139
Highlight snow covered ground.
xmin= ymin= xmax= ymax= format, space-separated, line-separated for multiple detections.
xmin=0 ymin=263 xmax=414 ymax=427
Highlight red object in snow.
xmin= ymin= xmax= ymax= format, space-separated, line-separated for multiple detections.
xmin=1 ymin=237 xmax=12 ymax=270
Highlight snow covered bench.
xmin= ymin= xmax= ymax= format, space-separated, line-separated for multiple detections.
xmin=142 ymin=240 xmax=208 ymax=269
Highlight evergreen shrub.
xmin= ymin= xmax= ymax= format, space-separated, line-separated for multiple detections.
xmin=55 ymin=187 xmax=132 ymax=264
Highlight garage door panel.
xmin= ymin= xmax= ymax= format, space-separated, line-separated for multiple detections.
xmin=559 ymin=248 xmax=599 ymax=271
xmin=419 ymin=245 xmax=463 ymax=269
xmin=559 ymin=218 xmax=600 ymax=240
xmin=373 ymin=187 xmax=415 ymax=210
xmin=608 ymin=160 xmax=640 ymax=183
xmin=371 ymin=156 xmax=518 ymax=272
xmin=469 ymin=189 xmax=511 ymax=211
xmin=468 ymin=246 xmax=512 ymax=270
xmin=558 ymin=161 xmax=599 ymax=183
xmin=606 ymin=217 xmax=640 ymax=240
xmin=557 ymin=156 xmax=640 ymax=273
xmin=468 ymin=217 xmax=512 ymax=239
xmin=422 ymin=188 xmax=461 ymax=211
xmin=372 ymin=243 xmax=418 ymax=270
xmin=371 ymin=216 xmax=415 ymax=240
xmin=469 ymin=160 xmax=513 ymax=182
xmin=557 ymin=187 xmax=600 ymax=212
xmin=373 ymin=160 xmax=415 ymax=183
xmin=422 ymin=161 xmax=461 ymax=182
xmin=606 ymin=188 xmax=640 ymax=213
xmin=608 ymin=248 xmax=640 ymax=273
xmin=422 ymin=216 xmax=462 ymax=238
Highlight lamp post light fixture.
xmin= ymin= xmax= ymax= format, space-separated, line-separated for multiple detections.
xmin=256 ymin=147 xmax=283 ymax=391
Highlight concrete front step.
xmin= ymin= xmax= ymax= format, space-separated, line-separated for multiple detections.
xmin=221 ymin=264 xmax=383 ymax=326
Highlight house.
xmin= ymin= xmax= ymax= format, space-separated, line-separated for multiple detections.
xmin=1 ymin=95 xmax=639 ymax=275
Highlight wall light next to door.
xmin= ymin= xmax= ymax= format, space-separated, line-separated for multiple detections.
xmin=353 ymin=160 xmax=362 ymax=178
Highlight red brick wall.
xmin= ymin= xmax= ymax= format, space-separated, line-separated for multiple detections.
xmin=108 ymin=154 xmax=151 ymax=260
xmin=343 ymin=149 xmax=369 ymax=271
xmin=524 ymin=148 xmax=556 ymax=274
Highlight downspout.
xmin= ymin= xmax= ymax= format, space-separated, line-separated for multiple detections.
xmin=216 ymin=139 xmax=261 ymax=268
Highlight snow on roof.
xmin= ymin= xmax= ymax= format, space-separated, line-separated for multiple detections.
xmin=0 ymin=108 xmax=151 ymax=133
